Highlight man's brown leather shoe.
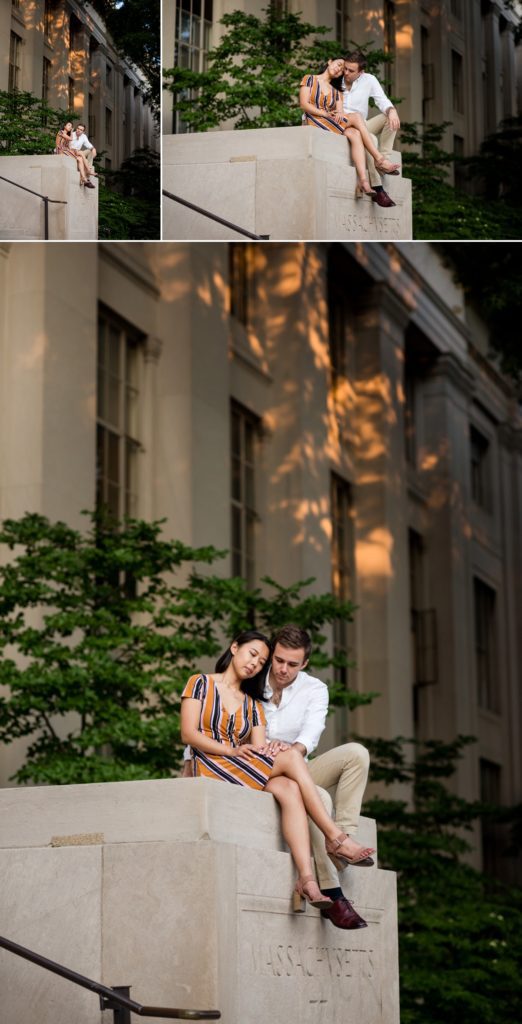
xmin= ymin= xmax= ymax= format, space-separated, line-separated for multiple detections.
xmin=321 ymin=897 xmax=367 ymax=930
xmin=371 ymin=189 xmax=396 ymax=208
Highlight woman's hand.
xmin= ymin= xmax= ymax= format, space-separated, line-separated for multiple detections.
xmin=233 ymin=743 xmax=263 ymax=760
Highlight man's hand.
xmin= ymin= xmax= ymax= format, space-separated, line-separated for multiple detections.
xmin=257 ymin=740 xmax=291 ymax=757
xmin=292 ymin=742 xmax=307 ymax=757
xmin=387 ymin=108 xmax=400 ymax=132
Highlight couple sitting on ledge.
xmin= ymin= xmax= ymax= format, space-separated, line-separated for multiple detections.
xmin=55 ymin=122 xmax=97 ymax=188
xmin=300 ymin=50 xmax=401 ymax=208
xmin=181 ymin=624 xmax=373 ymax=932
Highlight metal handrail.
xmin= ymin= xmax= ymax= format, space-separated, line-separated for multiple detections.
xmin=0 ymin=935 xmax=220 ymax=1022
xmin=162 ymin=189 xmax=269 ymax=240
xmin=0 ymin=173 xmax=67 ymax=240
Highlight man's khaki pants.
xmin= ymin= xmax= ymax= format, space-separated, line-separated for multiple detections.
xmin=80 ymin=146 xmax=95 ymax=169
xmin=307 ymin=742 xmax=370 ymax=890
xmin=365 ymin=113 xmax=397 ymax=187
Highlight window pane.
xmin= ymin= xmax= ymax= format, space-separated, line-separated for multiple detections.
xmin=107 ymin=431 xmax=119 ymax=484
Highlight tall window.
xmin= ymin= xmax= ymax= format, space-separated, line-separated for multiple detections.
xmin=44 ymin=0 xmax=53 ymax=38
xmin=470 ymin=425 xmax=491 ymax=510
xmin=105 ymin=107 xmax=113 ymax=145
xmin=68 ymin=76 xmax=75 ymax=111
xmin=421 ymin=26 xmax=434 ymax=123
xmin=331 ymin=475 xmax=354 ymax=689
xmin=409 ymin=530 xmax=437 ymax=727
xmin=174 ymin=0 xmax=213 ymax=132
xmin=328 ymin=274 xmax=347 ymax=390
xmin=474 ymin=578 xmax=499 ymax=712
xmin=450 ymin=0 xmax=462 ymax=18
xmin=106 ymin=63 xmax=113 ymax=90
xmin=452 ymin=49 xmax=464 ymax=113
xmin=9 ymin=33 xmax=22 ymax=93
xmin=404 ymin=363 xmax=417 ymax=467
xmin=335 ymin=0 xmax=350 ymax=47
xmin=42 ymin=58 xmax=51 ymax=106
xmin=384 ymin=1 xmax=396 ymax=56
xmin=88 ymin=93 xmax=95 ymax=140
xmin=231 ymin=402 xmax=260 ymax=586
xmin=480 ymin=759 xmax=502 ymax=877
xmin=96 ymin=310 xmax=142 ymax=518
xmin=230 ymin=244 xmax=255 ymax=327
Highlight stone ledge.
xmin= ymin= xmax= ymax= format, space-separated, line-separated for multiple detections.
xmin=0 ymin=155 xmax=98 ymax=241
xmin=0 ymin=776 xmax=377 ymax=856
xmin=162 ymin=126 xmax=412 ymax=241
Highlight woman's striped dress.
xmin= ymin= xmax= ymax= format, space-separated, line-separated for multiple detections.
xmin=181 ymin=673 xmax=274 ymax=790
xmin=300 ymin=74 xmax=351 ymax=134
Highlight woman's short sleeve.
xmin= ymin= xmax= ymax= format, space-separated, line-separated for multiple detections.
xmin=181 ymin=674 xmax=207 ymax=701
xmin=300 ymin=74 xmax=314 ymax=88
xmin=251 ymin=699 xmax=267 ymax=728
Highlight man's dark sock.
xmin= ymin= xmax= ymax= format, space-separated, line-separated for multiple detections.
xmin=321 ymin=886 xmax=343 ymax=901
xmin=372 ymin=185 xmax=384 ymax=192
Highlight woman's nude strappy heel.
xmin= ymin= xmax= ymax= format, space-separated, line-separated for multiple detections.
xmin=325 ymin=833 xmax=375 ymax=869
xmin=292 ymin=875 xmax=333 ymax=912
xmin=355 ymin=179 xmax=376 ymax=198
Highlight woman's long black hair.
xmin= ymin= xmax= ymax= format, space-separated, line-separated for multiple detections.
xmin=214 ymin=629 xmax=271 ymax=701
xmin=317 ymin=58 xmax=344 ymax=93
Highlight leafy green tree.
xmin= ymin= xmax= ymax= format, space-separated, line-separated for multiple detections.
xmin=98 ymin=147 xmax=160 ymax=239
xmin=466 ymin=114 xmax=522 ymax=205
xmin=0 ymin=90 xmax=72 ymax=155
xmin=400 ymin=121 xmax=522 ymax=240
xmin=164 ymin=5 xmax=390 ymax=132
xmin=0 ymin=511 xmax=366 ymax=786
xmin=361 ymin=735 xmax=522 ymax=1024
xmin=82 ymin=0 xmax=160 ymax=119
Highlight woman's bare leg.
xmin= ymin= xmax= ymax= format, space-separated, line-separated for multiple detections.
xmin=344 ymin=112 xmax=384 ymax=163
xmin=265 ymin=776 xmax=314 ymax=880
xmin=343 ymin=126 xmax=370 ymax=185
xmin=269 ymin=747 xmax=344 ymax=842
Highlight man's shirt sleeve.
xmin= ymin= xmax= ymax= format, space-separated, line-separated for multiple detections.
xmin=369 ymin=74 xmax=393 ymax=114
xmin=294 ymin=681 xmax=329 ymax=756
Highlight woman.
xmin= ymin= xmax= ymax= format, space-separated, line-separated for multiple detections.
xmin=55 ymin=122 xmax=94 ymax=188
xmin=299 ymin=58 xmax=399 ymax=196
xmin=181 ymin=630 xmax=375 ymax=911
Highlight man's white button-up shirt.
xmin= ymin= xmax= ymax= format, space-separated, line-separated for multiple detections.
xmin=70 ymin=132 xmax=93 ymax=151
xmin=342 ymin=72 xmax=392 ymax=118
xmin=263 ymin=669 xmax=329 ymax=757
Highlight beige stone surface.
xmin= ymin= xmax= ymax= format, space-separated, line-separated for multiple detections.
xmin=0 ymin=777 xmax=377 ymax=855
xmin=162 ymin=127 xmax=412 ymax=241
xmin=0 ymin=779 xmax=397 ymax=1024
xmin=0 ymin=156 xmax=98 ymax=240
xmin=0 ymin=846 xmax=102 ymax=1024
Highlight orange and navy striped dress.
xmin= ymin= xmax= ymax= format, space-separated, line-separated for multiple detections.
xmin=181 ymin=673 xmax=274 ymax=790
xmin=300 ymin=74 xmax=351 ymax=134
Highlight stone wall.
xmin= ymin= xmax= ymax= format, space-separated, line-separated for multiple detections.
xmin=162 ymin=127 xmax=412 ymax=241
xmin=0 ymin=778 xmax=400 ymax=1024
xmin=0 ymin=156 xmax=98 ymax=240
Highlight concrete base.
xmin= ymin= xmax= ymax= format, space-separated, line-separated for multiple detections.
xmin=0 ymin=156 xmax=98 ymax=240
xmin=162 ymin=126 xmax=412 ymax=241
xmin=0 ymin=778 xmax=399 ymax=1024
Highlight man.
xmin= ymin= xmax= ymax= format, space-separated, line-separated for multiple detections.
xmin=70 ymin=123 xmax=97 ymax=173
xmin=342 ymin=51 xmax=401 ymax=209
xmin=258 ymin=624 xmax=372 ymax=931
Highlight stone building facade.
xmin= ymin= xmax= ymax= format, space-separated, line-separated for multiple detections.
xmin=0 ymin=240 xmax=520 ymax=883
xmin=1 ymin=0 xmax=157 ymax=169
xmin=162 ymin=0 xmax=521 ymax=170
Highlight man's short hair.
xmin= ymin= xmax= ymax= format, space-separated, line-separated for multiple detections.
xmin=77 ymin=124 xmax=85 ymax=131
xmin=273 ymin=624 xmax=312 ymax=662
xmin=344 ymin=51 xmax=367 ymax=71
